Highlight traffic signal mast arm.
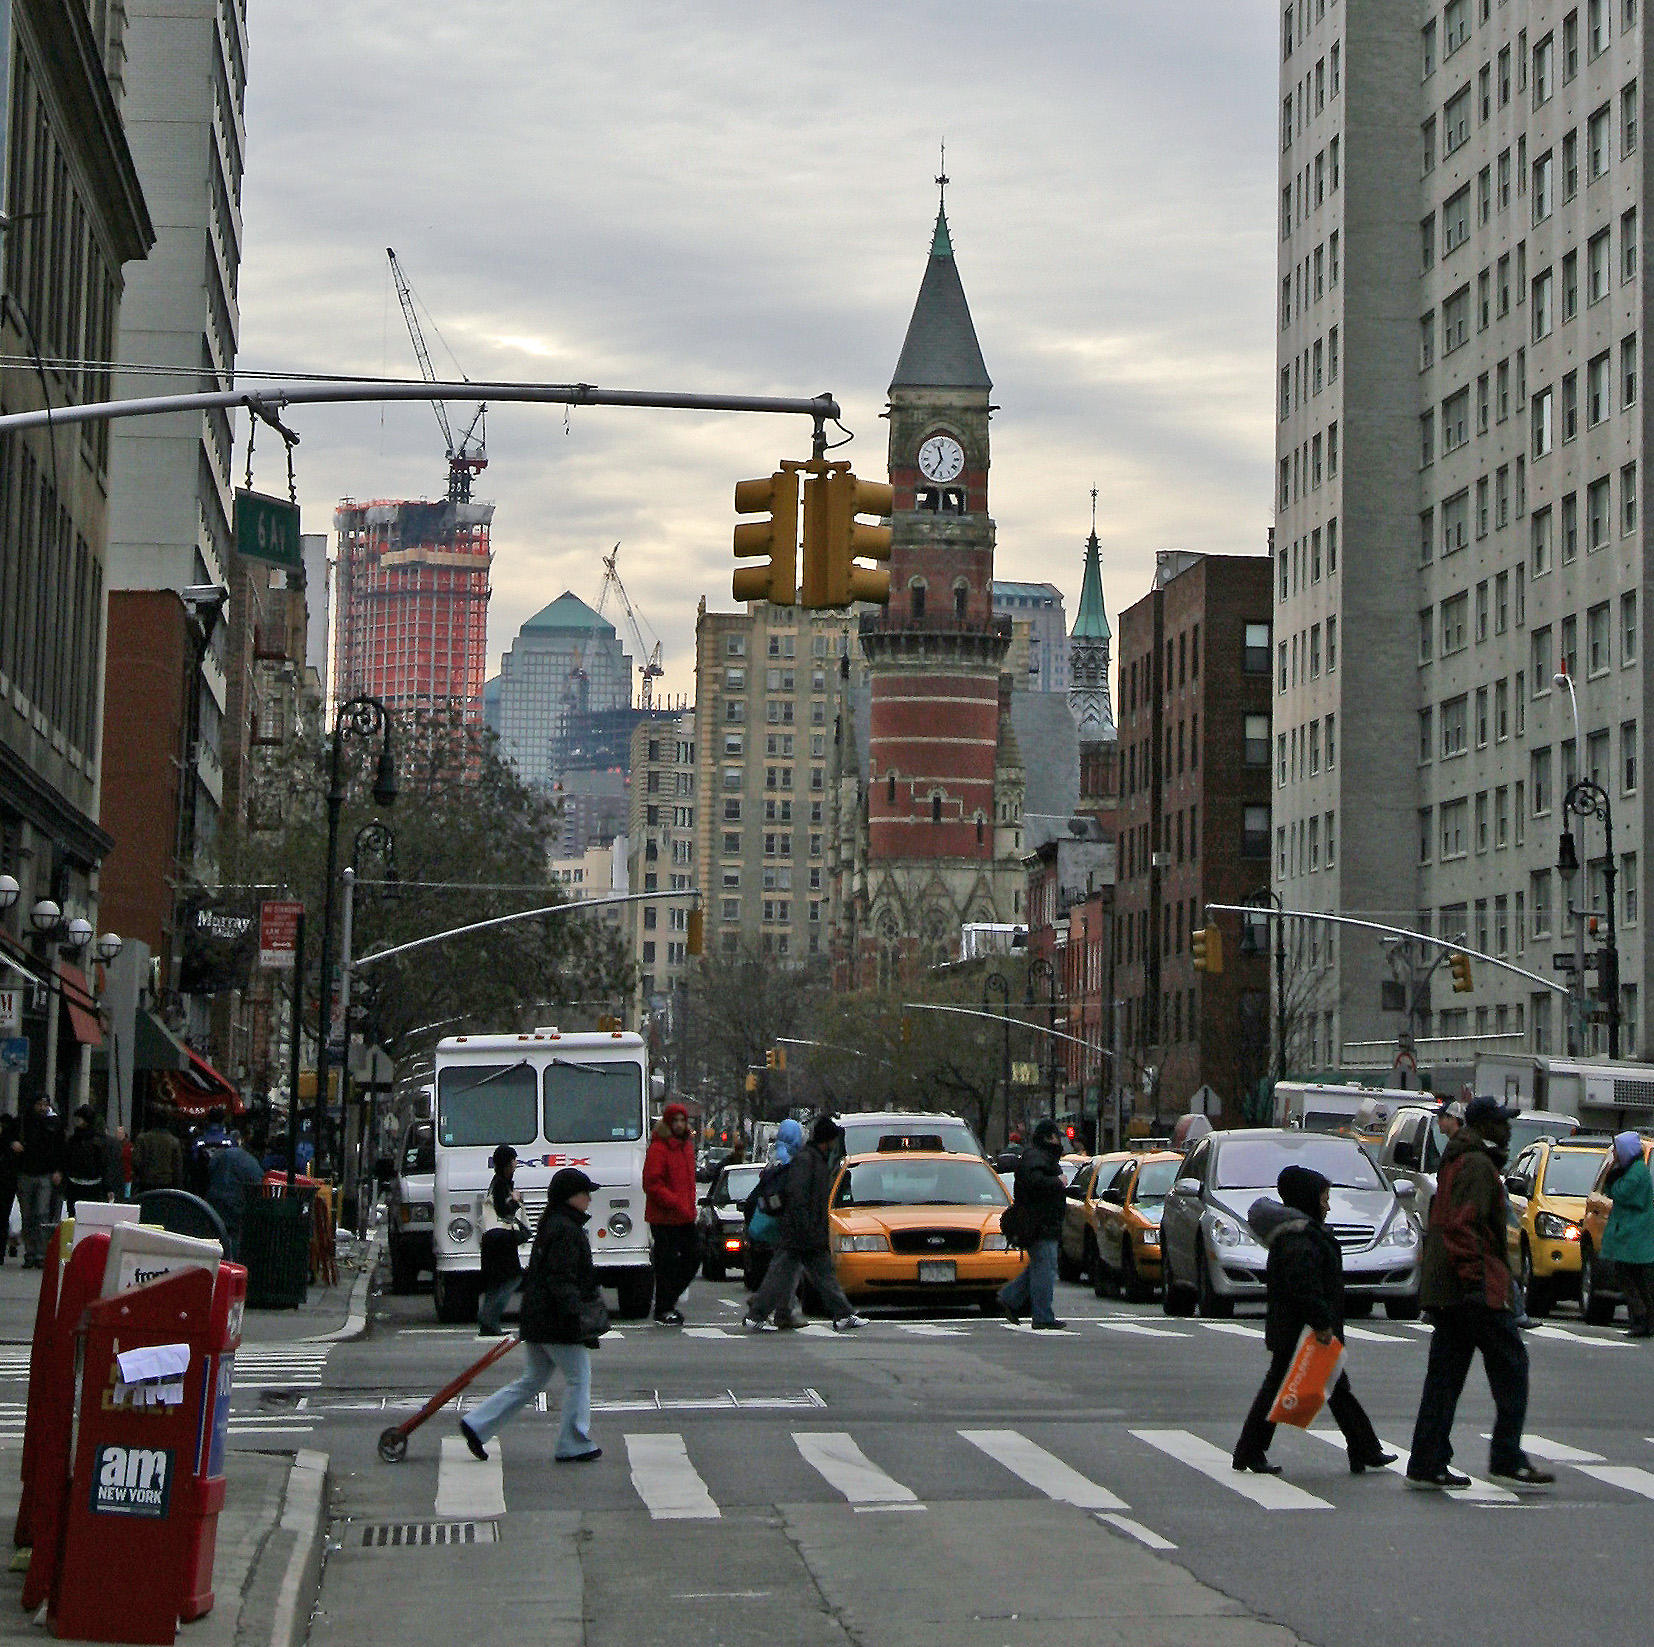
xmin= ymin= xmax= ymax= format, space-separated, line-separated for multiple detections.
xmin=1202 ymin=904 xmax=1569 ymax=996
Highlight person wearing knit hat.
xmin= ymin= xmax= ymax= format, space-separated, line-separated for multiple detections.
xmin=1232 ymin=1166 xmax=1392 ymax=1477
xmin=1601 ymin=1132 xmax=1654 ymax=1338
xmin=643 ymin=1101 xmax=699 ymax=1325
xmin=997 ymin=1118 xmax=1069 ymax=1330
xmin=460 ymin=1166 xmax=606 ymax=1464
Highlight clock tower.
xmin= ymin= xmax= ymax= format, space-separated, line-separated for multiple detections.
xmin=853 ymin=187 xmax=1024 ymax=983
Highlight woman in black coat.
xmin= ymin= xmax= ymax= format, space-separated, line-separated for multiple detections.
xmin=477 ymin=1145 xmax=530 ymax=1337
xmin=1231 ymin=1165 xmax=1393 ymax=1476
xmin=460 ymin=1167 xmax=606 ymax=1463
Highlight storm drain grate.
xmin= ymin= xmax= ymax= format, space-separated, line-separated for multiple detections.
xmin=357 ymin=1521 xmax=499 ymax=1548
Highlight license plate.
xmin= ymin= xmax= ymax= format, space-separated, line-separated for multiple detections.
xmin=918 ymin=1260 xmax=956 ymax=1283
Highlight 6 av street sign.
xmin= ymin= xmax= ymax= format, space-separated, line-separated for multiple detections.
xmin=1552 ymin=951 xmax=1600 ymax=972
xmin=234 ymin=488 xmax=301 ymax=572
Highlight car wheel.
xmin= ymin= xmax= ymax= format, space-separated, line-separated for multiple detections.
xmin=1089 ymin=1235 xmax=1112 ymax=1298
xmin=1384 ymin=1297 xmax=1422 ymax=1320
xmin=1519 ymin=1243 xmax=1555 ymax=1318
xmin=1121 ymin=1245 xmax=1152 ymax=1305
xmin=1057 ymin=1240 xmax=1082 ymax=1284
xmin=1581 ymin=1246 xmax=1617 ymax=1325
xmin=1195 ymin=1251 xmax=1233 ymax=1319
xmin=1161 ymin=1248 xmax=1196 ymax=1316
xmin=1344 ymin=1296 xmax=1375 ymax=1319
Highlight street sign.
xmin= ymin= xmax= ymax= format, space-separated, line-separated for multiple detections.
xmin=0 ymin=988 xmax=19 ymax=1031
xmin=1551 ymin=951 xmax=1598 ymax=971
xmin=259 ymin=900 xmax=303 ymax=969
xmin=0 ymin=1037 xmax=29 ymax=1073
xmin=1011 ymin=1060 xmax=1040 ymax=1087
xmin=1189 ymin=1083 xmax=1220 ymax=1116
xmin=234 ymin=488 xmax=301 ymax=572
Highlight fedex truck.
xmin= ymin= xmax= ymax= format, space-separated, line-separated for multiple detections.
xmin=430 ymin=1028 xmax=655 ymax=1323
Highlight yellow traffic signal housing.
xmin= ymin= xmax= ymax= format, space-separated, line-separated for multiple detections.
xmin=745 ymin=1072 xmax=759 ymax=1094
xmin=733 ymin=469 xmax=800 ymax=605
xmin=686 ymin=908 xmax=704 ymax=956
xmin=1191 ymin=925 xmax=1224 ymax=975
xmin=774 ymin=1045 xmax=787 ymax=1071
xmin=764 ymin=1049 xmax=777 ymax=1070
xmin=801 ymin=466 xmax=893 ymax=608
xmin=1450 ymin=952 xmax=1474 ymax=992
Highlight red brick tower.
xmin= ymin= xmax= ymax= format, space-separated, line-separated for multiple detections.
xmin=858 ymin=189 xmax=1022 ymax=982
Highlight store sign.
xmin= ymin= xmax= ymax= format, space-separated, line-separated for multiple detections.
xmin=90 ymin=1445 xmax=173 ymax=1518
xmin=0 ymin=988 xmax=18 ymax=1031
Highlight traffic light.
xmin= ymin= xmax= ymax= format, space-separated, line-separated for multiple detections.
xmin=765 ymin=1049 xmax=777 ymax=1070
xmin=1450 ymin=952 xmax=1474 ymax=992
xmin=733 ymin=469 xmax=800 ymax=605
xmin=801 ymin=466 xmax=893 ymax=608
xmin=686 ymin=907 xmax=704 ymax=956
xmin=1191 ymin=924 xmax=1223 ymax=974
xmin=774 ymin=1045 xmax=787 ymax=1071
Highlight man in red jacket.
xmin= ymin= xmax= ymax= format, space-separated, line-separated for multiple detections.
xmin=643 ymin=1102 xmax=699 ymax=1325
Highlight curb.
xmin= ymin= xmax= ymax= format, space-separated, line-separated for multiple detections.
xmin=302 ymin=1230 xmax=382 ymax=1344
xmin=266 ymin=1449 xmax=328 ymax=1647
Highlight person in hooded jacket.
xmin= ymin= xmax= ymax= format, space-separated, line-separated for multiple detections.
xmin=1232 ymin=1165 xmax=1393 ymax=1475
xmin=998 ymin=1118 xmax=1068 ymax=1330
xmin=460 ymin=1166 xmax=605 ymax=1463
xmin=742 ymin=1118 xmax=805 ymax=1323
xmin=1600 ymin=1131 xmax=1654 ymax=1339
xmin=643 ymin=1101 xmax=699 ymax=1325
xmin=1405 ymin=1095 xmax=1555 ymax=1490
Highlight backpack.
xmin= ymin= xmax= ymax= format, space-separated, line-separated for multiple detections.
xmin=1000 ymin=1198 xmax=1032 ymax=1250
xmin=741 ymin=1158 xmax=790 ymax=1230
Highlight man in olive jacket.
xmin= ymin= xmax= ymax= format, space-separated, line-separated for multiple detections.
xmin=1405 ymin=1096 xmax=1554 ymax=1490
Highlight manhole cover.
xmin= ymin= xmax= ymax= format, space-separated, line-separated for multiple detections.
xmin=355 ymin=1521 xmax=499 ymax=1548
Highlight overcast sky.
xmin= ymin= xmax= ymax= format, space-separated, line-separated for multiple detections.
xmin=237 ymin=1 xmax=1278 ymax=703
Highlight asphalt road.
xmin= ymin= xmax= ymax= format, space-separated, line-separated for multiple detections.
xmin=288 ymin=1274 xmax=1653 ymax=1646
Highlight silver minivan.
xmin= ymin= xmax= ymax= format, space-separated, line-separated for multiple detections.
xmin=1159 ymin=1129 xmax=1422 ymax=1320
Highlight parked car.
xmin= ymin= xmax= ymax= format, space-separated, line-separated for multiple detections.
xmin=1057 ymin=1153 xmax=1133 ymax=1283
xmin=1090 ymin=1151 xmax=1181 ymax=1301
xmin=385 ymin=1121 xmax=435 ymax=1295
xmin=697 ymin=1161 xmax=764 ymax=1281
xmin=1504 ymin=1134 xmax=1612 ymax=1314
xmin=1159 ymin=1128 xmax=1422 ymax=1320
xmin=1580 ymin=1135 xmax=1654 ymax=1324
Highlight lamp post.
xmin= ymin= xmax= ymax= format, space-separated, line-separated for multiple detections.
xmin=1025 ymin=956 xmax=1058 ymax=1122
xmin=1561 ymin=778 xmax=1620 ymax=1057
xmin=983 ymin=970 xmax=1011 ymax=1146
xmin=315 ymin=695 xmax=397 ymax=1179
xmin=1244 ymin=885 xmax=1287 ymax=1114
xmin=338 ymin=822 xmax=397 ymax=1228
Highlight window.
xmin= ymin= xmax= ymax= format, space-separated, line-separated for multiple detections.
xmin=1562 ymin=492 xmax=1579 ymax=561
xmin=1624 ymin=462 xmax=1639 ymax=534
xmin=1623 ymin=720 xmax=1639 ymax=793
xmin=1421 ymin=312 xmax=1436 ymax=369
xmin=1626 ymin=854 xmax=1640 ymax=927
xmin=1532 ymin=625 xmax=1553 ymax=684
xmin=1441 ymin=798 xmax=1469 ymax=859
xmin=1532 ymin=269 xmax=1554 ymax=339
xmin=1562 ymin=371 xmax=1579 ymax=442
xmin=1496 ymin=464 xmax=1510 ymax=527
xmin=1444 ymin=286 xmax=1470 ymax=352
xmin=1625 ymin=80 xmax=1639 ymax=155
xmin=1499 ymin=44 xmax=1511 ymax=107
xmin=1624 ymin=591 xmax=1638 ymax=664
xmin=1625 ymin=209 xmax=1640 ymax=283
xmin=1532 ymin=747 xmax=1553 ymax=814
xmin=1443 ymin=490 xmax=1470 ymax=554
xmin=1624 ymin=335 xmax=1639 ymax=408
xmin=1496 ymin=571 xmax=1510 ymax=634
xmin=1421 ymin=410 xmax=1435 ymax=467
xmin=1420 ymin=707 xmax=1434 ymax=763
xmin=1589 ymin=601 xmax=1613 ymax=674
xmin=1442 ymin=694 xmax=1469 ymax=756
xmin=1496 ymin=787 xmax=1510 ymax=849
xmin=1589 ymin=351 xmax=1611 ymax=424
xmin=1532 ymin=385 xmax=1553 ymax=456
xmin=1446 ymin=85 xmax=1472 ymax=154
xmin=1419 ymin=807 xmax=1434 ymax=864
xmin=1562 ymin=612 xmax=1580 ymax=676
xmin=1442 ymin=592 xmax=1470 ymax=653
xmin=1476 ymin=582 xmax=1490 ymax=644
xmin=1589 ymin=103 xmax=1611 ymax=179
xmin=1444 ymin=185 xmax=1471 ymax=254
xmin=1244 ymin=622 xmax=1271 ymax=673
xmin=1244 ymin=714 xmax=1270 ymax=767
xmin=1589 ymin=232 xmax=1611 ymax=308
xmin=1533 ymin=149 xmax=1554 ymax=221
xmin=1445 ymin=0 xmax=1470 ymax=53
xmin=1564 ymin=128 xmax=1580 ymax=200
xmin=1534 ymin=32 xmax=1555 ymax=103
xmin=1419 ymin=607 xmax=1435 ymax=663
xmin=1531 ymin=505 xmax=1553 ymax=574
xmin=1477 ymin=476 xmax=1490 ymax=536
xmin=1588 ymin=474 xmax=1611 ymax=549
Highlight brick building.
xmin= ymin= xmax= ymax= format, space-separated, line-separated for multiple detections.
xmin=1114 ymin=550 xmax=1274 ymax=1122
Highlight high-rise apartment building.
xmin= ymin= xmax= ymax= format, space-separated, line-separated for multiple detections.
xmin=1274 ymin=0 xmax=1646 ymax=1067
xmin=331 ymin=497 xmax=493 ymax=723
xmin=627 ymin=711 xmax=697 ymax=1019
xmin=695 ymin=600 xmax=864 ymax=965
xmin=993 ymin=582 xmax=1069 ymax=692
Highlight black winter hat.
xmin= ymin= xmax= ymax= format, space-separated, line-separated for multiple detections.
xmin=548 ymin=1166 xmax=600 ymax=1203
xmin=1031 ymin=1118 xmax=1062 ymax=1147
xmin=811 ymin=1115 xmax=843 ymax=1147
xmin=1277 ymin=1165 xmax=1330 ymax=1221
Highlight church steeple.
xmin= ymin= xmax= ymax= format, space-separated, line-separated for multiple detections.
xmin=890 ymin=161 xmax=991 ymax=393
xmin=1069 ymin=490 xmax=1116 ymax=744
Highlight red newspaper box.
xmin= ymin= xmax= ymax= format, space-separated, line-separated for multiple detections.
xmin=45 ymin=1259 xmax=246 ymax=1644
xmin=16 ymin=1221 xmax=73 ymax=1550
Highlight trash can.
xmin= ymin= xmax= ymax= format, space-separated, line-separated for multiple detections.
xmin=239 ymin=1184 xmax=313 ymax=1309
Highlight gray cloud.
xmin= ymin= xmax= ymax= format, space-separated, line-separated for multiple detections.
xmin=237 ymin=1 xmax=1279 ymax=696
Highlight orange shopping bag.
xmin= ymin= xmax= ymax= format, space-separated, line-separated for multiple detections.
xmin=1266 ymin=1327 xmax=1346 ymax=1428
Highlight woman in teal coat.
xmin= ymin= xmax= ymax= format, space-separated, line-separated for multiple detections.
xmin=1601 ymin=1132 xmax=1654 ymax=1339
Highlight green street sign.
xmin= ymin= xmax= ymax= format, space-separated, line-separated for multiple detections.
xmin=235 ymin=488 xmax=301 ymax=571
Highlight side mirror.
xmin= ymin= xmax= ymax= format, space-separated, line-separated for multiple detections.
xmin=1504 ymin=1175 xmax=1526 ymax=1196
xmin=1393 ymin=1180 xmax=1418 ymax=1200
xmin=1173 ymin=1177 xmax=1202 ymax=1198
xmin=1102 ymin=1185 xmax=1127 ymax=1205
xmin=1066 ymin=1184 xmax=1084 ymax=1200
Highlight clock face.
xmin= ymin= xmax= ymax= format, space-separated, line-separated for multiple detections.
xmin=917 ymin=434 xmax=965 ymax=484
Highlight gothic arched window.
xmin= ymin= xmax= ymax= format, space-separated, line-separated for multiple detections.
xmin=953 ymin=580 xmax=969 ymax=622
xmin=932 ymin=793 xmax=943 ymax=824
xmin=910 ymin=579 xmax=927 ymax=620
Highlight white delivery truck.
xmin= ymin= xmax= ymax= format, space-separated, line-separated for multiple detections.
xmin=430 ymin=1028 xmax=655 ymax=1323
xmin=1272 ymin=1081 xmax=1424 ymax=1135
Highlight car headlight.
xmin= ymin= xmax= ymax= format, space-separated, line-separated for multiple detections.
xmin=1534 ymin=1212 xmax=1580 ymax=1241
xmin=834 ymin=1233 xmax=890 ymax=1253
xmin=447 ymin=1217 xmax=474 ymax=1244
xmin=1138 ymin=1228 xmax=1160 ymax=1247
xmin=1378 ymin=1217 xmax=1419 ymax=1248
xmin=982 ymin=1232 xmax=1010 ymax=1251
xmin=608 ymin=1212 xmax=633 ymax=1237
xmin=1208 ymin=1215 xmax=1255 ymax=1249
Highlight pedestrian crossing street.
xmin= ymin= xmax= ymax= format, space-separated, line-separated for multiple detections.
xmin=428 ymin=1420 xmax=1654 ymax=1543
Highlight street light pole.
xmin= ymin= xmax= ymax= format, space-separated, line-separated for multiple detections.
xmin=1245 ymin=886 xmax=1287 ymax=1112
xmin=1562 ymin=778 xmax=1620 ymax=1057
xmin=984 ymin=971 xmax=1010 ymax=1147
xmin=1026 ymin=957 xmax=1058 ymax=1122
xmin=338 ymin=823 xmax=397 ymax=1228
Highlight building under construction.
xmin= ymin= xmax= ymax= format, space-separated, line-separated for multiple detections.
xmin=331 ymin=497 xmax=493 ymax=722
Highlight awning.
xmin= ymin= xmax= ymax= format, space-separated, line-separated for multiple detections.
xmin=56 ymin=963 xmax=103 ymax=1048
xmin=156 ymin=1046 xmax=244 ymax=1118
xmin=131 ymin=1009 xmax=190 ymax=1072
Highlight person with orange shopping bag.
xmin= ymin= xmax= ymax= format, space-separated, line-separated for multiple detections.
xmin=1231 ymin=1166 xmax=1394 ymax=1477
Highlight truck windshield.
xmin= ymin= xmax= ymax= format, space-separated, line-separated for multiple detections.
xmin=543 ymin=1059 xmax=643 ymax=1143
xmin=437 ymin=1063 xmax=538 ymax=1147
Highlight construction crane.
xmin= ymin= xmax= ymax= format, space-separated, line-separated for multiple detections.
xmin=569 ymin=546 xmax=666 ymax=712
xmin=387 ymin=247 xmax=487 ymax=504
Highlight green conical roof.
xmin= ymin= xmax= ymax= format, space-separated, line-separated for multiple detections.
xmin=889 ymin=208 xmax=991 ymax=394
xmin=1073 ymin=531 xmax=1110 ymax=640
xmin=521 ymin=592 xmax=616 ymax=635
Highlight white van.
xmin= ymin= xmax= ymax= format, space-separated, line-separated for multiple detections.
xmin=1272 ymin=1081 xmax=1424 ymax=1135
xmin=430 ymin=1028 xmax=654 ymax=1323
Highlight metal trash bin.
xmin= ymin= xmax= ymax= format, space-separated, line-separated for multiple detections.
xmin=240 ymin=1184 xmax=314 ymax=1310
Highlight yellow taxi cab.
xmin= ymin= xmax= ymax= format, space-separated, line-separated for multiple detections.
xmin=1502 ymin=1134 xmax=1611 ymax=1315
xmin=1057 ymin=1152 xmax=1134 ymax=1285
xmin=1090 ymin=1150 xmax=1181 ymax=1302
xmin=1580 ymin=1134 xmax=1654 ymax=1324
xmin=829 ymin=1149 xmax=1024 ymax=1308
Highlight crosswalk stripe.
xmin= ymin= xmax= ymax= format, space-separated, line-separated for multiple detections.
xmin=1131 ymin=1429 xmax=1333 ymax=1510
xmin=960 ymin=1429 xmax=1129 ymax=1511
xmin=1526 ymin=1324 xmax=1629 ymax=1349
xmin=1197 ymin=1322 xmax=1265 ymax=1339
xmin=1487 ymin=1431 xmax=1604 ymax=1464
xmin=1091 ymin=1321 xmax=1189 ymax=1339
xmin=1340 ymin=1325 xmax=1405 ymax=1343
xmin=625 ymin=1433 xmax=720 ymax=1520
xmin=1576 ymin=1464 xmax=1654 ymax=1499
xmin=436 ymin=1434 xmax=505 ymax=1519
xmin=794 ymin=1431 xmax=922 ymax=1511
xmin=1098 ymin=1512 xmax=1179 ymax=1550
xmin=1304 ymin=1431 xmax=1516 ymax=1502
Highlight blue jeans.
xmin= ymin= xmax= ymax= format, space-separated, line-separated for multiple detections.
xmin=464 ymin=1341 xmax=593 ymax=1457
xmin=478 ymin=1277 xmax=519 ymax=1334
xmin=999 ymin=1238 xmax=1059 ymax=1325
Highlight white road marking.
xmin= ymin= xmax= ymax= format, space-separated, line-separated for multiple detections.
xmin=1525 ymin=1324 xmax=1629 ymax=1349
xmin=794 ymin=1431 xmax=922 ymax=1511
xmin=1575 ymin=1465 xmax=1654 ymax=1499
xmin=625 ymin=1433 xmax=720 ymax=1520
xmin=897 ymin=1323 xmax=968 ymax=1336
xmin=1131 ymin=1429 xmax=1333 ymax=1510
xmin=683 ymin=1328 xmax=732 ymax=1339
xmin=435 ymin=1434 xmax=506 ymax=1519
xmin=1091 ymin=1320 xmax=1190 ymax=1339
xmin=1097 ymin=1512 xmax=1178 ymax=1550
xmin=1197 ymin=1322 xmax=1266 ymax=1339
xmin=960 ymin=1429 xmax=1129 ymax=1511
xmin=1484 ymin=1431 xmax=1603 ymax=1464
xmin=1339 ymin=1325 xmax=1407 ymax=1343
xmin=1304 ymin=1430 xmax=1517 ymax=1503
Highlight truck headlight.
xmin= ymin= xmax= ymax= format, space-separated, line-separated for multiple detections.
xmin=447 ymin=1217 xmax=474 ymax=1244
xmin=608 ymin=1212 xmax=633 ymax=1237
xmin=835 ymin=1234 xmax=889 ymax=1253
xmin=982 ymin=1232 xmax=1010 ymax=1251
